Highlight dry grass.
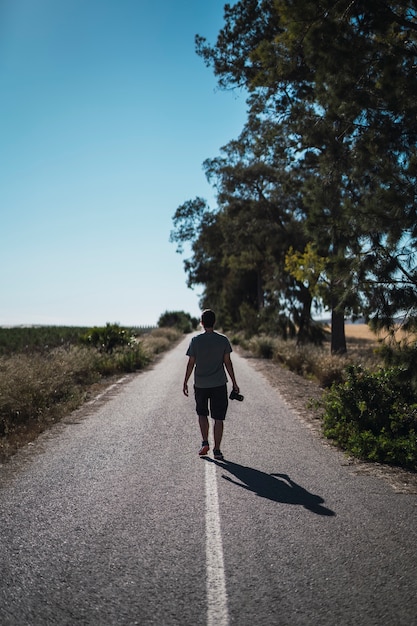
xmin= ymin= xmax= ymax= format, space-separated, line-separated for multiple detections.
xmin=344 ymin=324 xmax=377 ymax=340
xmin=140 ymin=327 xmax=182 ymax=355
xmin=239 ymin=324 xmax=387 ymax=389
xmin=0 ymin=327 xmax=183 ymax=462
xmin=342 ymin=323 xmax=416 ymax=343
xmin=0 ymin=347 xmax=99 ymax=460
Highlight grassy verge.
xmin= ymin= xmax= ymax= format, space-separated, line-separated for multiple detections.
xmin=0 ymin=326 xmax=182 ymax=461
xmin=231 ymin=328 xmax=382 ymax=388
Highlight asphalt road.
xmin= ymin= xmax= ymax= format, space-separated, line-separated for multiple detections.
xmin=0 ymin=335 xmax=416 ymax=625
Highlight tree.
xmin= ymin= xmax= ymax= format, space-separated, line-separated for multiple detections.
xmin=172 ymin=112 xmax=319 ymax=337
xmin=196 ymin=0 xmax=417 ymax=352
xmin=170 ymin=195 xmax=263 ymax=329
xmin=203 ymin=118 xmax=289 ymax=309
xmin=203 ymin=113 xmax=324 ymax=338
xmin=157 ymin=311 xmax=196 ymax=333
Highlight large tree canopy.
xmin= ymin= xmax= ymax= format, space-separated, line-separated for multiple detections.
xmin=172 ymin=1 xmax=417 ymax=351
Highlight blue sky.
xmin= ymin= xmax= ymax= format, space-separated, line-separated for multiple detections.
xmin=0 ymin=0 xmax=247 ymax=326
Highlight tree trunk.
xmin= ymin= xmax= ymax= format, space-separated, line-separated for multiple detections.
xmin=257 ymin=268 xmax=264 ymax=310
xmin=331 ymin=308 xmax=347 ymax=354
xmin=296 ymin=287 xmax=313 ymax=345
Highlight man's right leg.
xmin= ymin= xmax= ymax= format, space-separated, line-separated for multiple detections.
xmin=196 ymin=387 xmax=210 ymax=456
xmin=198 ymin=415 xmax=210 ymax=455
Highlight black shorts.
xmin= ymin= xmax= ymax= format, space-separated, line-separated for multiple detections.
xmin=194 ymin=384 xmax=228 ymax=421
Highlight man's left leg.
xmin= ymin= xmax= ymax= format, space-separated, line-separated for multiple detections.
xmin=199 ymin=414 xmax=209 ymax=442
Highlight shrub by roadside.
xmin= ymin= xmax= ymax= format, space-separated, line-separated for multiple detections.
xmin=322 ymin=365 xmax=417 ymax=471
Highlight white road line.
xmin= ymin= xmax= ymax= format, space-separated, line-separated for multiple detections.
xmin=205 ymin=460 xmax=229 ymax=626
xmin=86 ymin=375 xmax=129 ymax=405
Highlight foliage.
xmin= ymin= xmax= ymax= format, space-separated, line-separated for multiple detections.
xmin=285 ymin=244 xmax=327 ymax=300
xmin=157 ymin=310 xmax=197 ymax=333
xmin=171 ymin=118 xmax=314 ymax=338
xmin=92 ymin=345 xmax=150 ymax=376
xmin=0 ymin=326 xmax=89 ymax=355
xmin=376 ymin=341 xmax=417 ymax=394
xmin=248 ymin=335 xmax=276 ymax=359
xmin=0 ymin=342 xmax=149 ymax=439
xmin=79 ymin=323 xmax=133 ymax=353
xmin=322 ymin=365 xmax=417 ymax=470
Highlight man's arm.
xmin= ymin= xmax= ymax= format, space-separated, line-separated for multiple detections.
xmin=183 ymin=356 xmax=196 ymax=396
xmin=224 ymin=352 xmax=239 ymax=392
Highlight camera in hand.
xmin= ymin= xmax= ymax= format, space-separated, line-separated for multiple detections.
xmin=229 ymin=389 xmax=244 ymax=401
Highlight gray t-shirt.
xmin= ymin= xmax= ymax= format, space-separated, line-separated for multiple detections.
xmin=186 ymin=331 xmax=232 ymax=388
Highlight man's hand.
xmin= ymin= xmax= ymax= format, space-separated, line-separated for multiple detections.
xmin=183 ymin=356 xmax=195 ymax=397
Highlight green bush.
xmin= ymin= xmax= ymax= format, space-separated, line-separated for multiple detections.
xmin=92 ymin=344 xmax=149 ymax=376
xmin=157 ymin=310 xmax=196 ymax=333
xmin=377 ymin=342 xmax=417 ymax=394
xmin=79 ymin=323 xmax=133 ymax=353
xmin=322 ymin=365 xmax=417 ymax=470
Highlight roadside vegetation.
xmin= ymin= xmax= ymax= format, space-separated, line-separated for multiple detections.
xmin=2 ymin=314 xmax=416 ymax=472
xmin=0 ymin=322 xmax=186 ymax=461
xmin=236 ymin=324 xmax=417 ymax=472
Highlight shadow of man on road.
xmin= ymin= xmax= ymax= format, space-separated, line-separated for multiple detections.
xmin=205 ymin=458 xmax=335 ymax=517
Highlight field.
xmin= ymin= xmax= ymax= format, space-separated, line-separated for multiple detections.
xmin=344 ymin=323 xmax=377 ymax=340
xmin=344 ymin=322 xmax=416 ymax=344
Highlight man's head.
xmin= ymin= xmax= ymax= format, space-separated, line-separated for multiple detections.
xmin=201 ymin=309 xmax=216 ymax=329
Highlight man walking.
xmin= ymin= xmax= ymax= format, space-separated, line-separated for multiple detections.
xmin=183 ymin=309 xmax=240 ymax=460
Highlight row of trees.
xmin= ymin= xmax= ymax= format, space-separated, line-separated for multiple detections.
xmin=171 ymin=1 xmax=417 ymax=353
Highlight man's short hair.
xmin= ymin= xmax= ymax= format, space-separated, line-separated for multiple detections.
xmin=201 ymin=309 xmax=216 ymax=328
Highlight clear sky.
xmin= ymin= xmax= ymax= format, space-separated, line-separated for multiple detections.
xmin=0 ymin=0 xmax=247 ymax=327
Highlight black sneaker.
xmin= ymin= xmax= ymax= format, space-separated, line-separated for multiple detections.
xmin=213 ymin=449 xmax=224 ymax=461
